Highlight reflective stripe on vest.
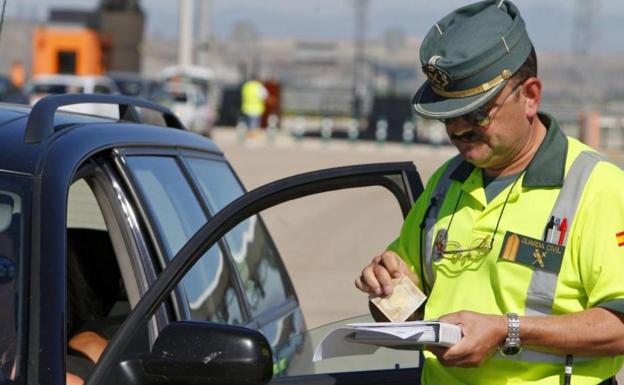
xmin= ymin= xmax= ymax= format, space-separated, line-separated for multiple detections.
xmin=500 ymin=345 xmax=589 ymax=364
xmin=422 ymin=155 xmax=464 ymax=290
xmin=524 ymin=151 xmax=605 ymax=316
xmin=503 ymin=151 xmax=603 ymax=364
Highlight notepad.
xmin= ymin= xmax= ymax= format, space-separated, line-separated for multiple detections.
xmin=313 ymin=321 xmax=462 ymax=361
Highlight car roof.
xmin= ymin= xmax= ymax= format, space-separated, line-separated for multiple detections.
xmin=0 ymin=102 xmax=222 ymax=176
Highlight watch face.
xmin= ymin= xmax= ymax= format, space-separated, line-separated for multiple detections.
xmin=501 ymin=344 xmax=522 ymax=356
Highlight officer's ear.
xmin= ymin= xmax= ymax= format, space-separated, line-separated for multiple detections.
xmin=521 ymin=77 xmax=542 ymax=119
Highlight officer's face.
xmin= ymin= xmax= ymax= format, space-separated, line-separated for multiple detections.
xmin=445 ymin=81 xmax=532 ymax=171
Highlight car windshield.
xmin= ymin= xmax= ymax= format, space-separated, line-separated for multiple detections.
xmin=114 ymin=79 xmax=143 ymax=97
xmin=31 ymin=84 xmax=85 ymax=94
xmin=167 ymin=90 xmax=188 ymax=103
xmin=0 ymin=173 xmax=31 ymax=382
xmin=283 ymin=314 xmax=421 ymax=377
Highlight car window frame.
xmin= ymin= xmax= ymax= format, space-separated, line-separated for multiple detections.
xmin=70 ymin=158 xmax=168 ymax=345
xmin=112 ymin=147 xmax=254 ymax=325
xmin=86 ymin=161 xmax=424 ymax=385
xmin=0 ymin=171 xmax=33 ymax=384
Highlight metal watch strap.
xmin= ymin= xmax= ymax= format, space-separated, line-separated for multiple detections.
xmin=506 ymin=313 xmax=520 ymax=344
xmin=501 ymin=312 xmax=522 ymax=356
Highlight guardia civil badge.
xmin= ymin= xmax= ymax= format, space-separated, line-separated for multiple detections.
xmin=499 ymin=231 xmax=565 ymax=274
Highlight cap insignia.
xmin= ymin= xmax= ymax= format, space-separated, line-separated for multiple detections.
xmin=423 ymin=63 xmax=451 ymax=91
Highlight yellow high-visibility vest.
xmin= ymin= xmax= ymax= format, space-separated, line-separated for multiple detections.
xmin=390 ymin=113 xmax=624 ymax=385
xmin=241 ymin=80 xmax=266 ymax=117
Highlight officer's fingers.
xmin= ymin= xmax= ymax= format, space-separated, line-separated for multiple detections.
xmin=382 ymin=252 xmax=422 ymax=287
xmin=359 ymin=265 xmax=383 ymax=295
xmin=441 ymin=349 xmax=477 ymax=368
xmin=426 ymin=346 xmax=449 ymax=363
xmin=429 ymin=344 xmax=474 ymax=368
xmin=379 ymin=252 xmax=404 ymax=278
xmin=373 ymin=264 xmax=395 ymax=296
xmin=441 ymin=340 xmax=467 ymax=361
xmin=355 ymin=274 xmax=377 ymax=295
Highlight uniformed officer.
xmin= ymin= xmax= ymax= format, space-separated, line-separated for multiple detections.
xmin=355 ymin=1 xmax=624 ymax=384
xmin=241 ymin=75 xmax=268 ymax=130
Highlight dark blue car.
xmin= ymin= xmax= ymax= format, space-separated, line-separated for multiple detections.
xmin=0 ymin=94 xmax=424 ymax=385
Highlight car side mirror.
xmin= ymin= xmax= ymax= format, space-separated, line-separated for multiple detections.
xmin=116 ymin=321 xmax=273 ymax=385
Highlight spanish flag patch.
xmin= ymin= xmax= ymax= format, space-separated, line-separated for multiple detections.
xmin=617 ymin=231 xmax=624 ymax=247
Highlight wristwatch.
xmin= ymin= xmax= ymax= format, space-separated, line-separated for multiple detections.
xmin=500 ymin=312 xmax=522 ymax=356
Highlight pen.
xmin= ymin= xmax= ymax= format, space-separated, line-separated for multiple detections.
xmin=549 ymin=217 xmax=560 ymax=244
xmin=544 ymin=216 xmax=555 ymax=242
xmin=564 ymin=354 xmax=573 ymax=385
xmin=558 ymin=217 xmax=568 ymax=246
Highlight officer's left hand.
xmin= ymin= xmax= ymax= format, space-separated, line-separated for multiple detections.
xmin=427 ymin=311 xmax=507 ymax=367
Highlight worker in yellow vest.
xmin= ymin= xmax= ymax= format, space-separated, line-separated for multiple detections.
xmin=241 ymin=76 xmax=268 ymax=130
xmin=355 ymin=1 xmax=624 ymax=384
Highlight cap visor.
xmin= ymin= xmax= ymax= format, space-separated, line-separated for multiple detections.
xmin=412 ymin=81 xmax=507 ymax=120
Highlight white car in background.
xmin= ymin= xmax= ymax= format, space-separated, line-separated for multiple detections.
xmin=26 ymin=75 xmax=120 ymax=118
xmin=163 ymin=82 xmax=215 ymax=136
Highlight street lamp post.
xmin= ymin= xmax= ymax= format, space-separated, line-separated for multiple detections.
xmin=178 ymin=0 xmax=193 ymax=67
xmin=352 ymin=0 xmax=370 ymax=126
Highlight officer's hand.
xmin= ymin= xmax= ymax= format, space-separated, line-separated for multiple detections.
xmin=354 ymin=251 xmax=416 ymax=296
xmin=427 ymin=311 xmax=507 ymax=368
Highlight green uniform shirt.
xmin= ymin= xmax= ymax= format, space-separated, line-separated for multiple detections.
xmin=389 ymin=114 xmax=624 ymax=384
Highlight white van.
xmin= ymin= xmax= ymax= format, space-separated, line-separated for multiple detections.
xmin=26 ymin=75 xmax=120 ymax=118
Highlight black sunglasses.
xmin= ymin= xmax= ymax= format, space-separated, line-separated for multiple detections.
xmin=438 ymin=84 xmax=521 ymax=127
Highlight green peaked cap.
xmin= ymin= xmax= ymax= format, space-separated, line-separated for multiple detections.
xmin=412 ymin=0 xmax=533 ymax=120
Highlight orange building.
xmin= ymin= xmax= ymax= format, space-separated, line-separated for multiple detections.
xmin=33 ymin=27 xmax=109 ymax=76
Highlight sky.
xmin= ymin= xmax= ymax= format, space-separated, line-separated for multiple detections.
xmin=7 ymin=0 xmax=624 ymax=53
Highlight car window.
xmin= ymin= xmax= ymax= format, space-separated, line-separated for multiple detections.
xmin=93 ymin=85 xmax=112 ymax=94
xmin=32 ymin=84 xmax=85 ymax=94
xmin=87 ymin=162 xmax=422 ymax=385
xmin=0 ymin=174 xmax=29 ymax=382
xmin=185 ymin=158 xmax=295 ymax=318
xmin=67 ymin=179 xmax=107 ymax=230
xmin=123 ymin=156 xmax=244 ymax=325
xmin=168 ymin=91 xmax=188 ymax=103
xmin=115 ymin=80 xmax=142 ymax=97
xmin=66 ymin=178 xmax=132 ymax=340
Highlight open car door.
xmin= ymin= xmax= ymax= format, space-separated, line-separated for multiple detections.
xmin=86 ymin=161 xmax=424 ymax=385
